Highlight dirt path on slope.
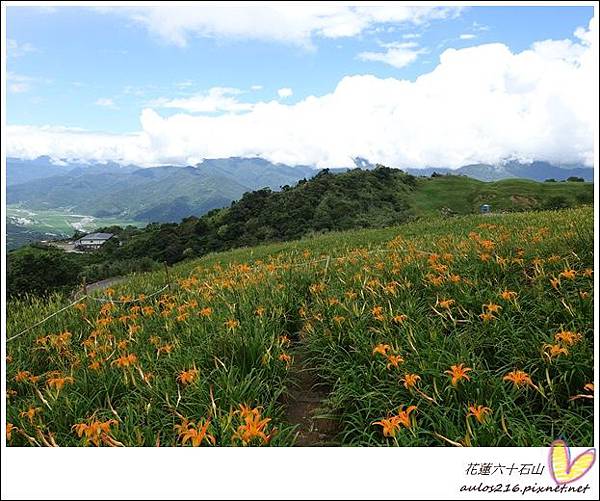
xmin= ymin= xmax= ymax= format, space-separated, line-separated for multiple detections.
xmin=284 ymin=350 xmax=339 ymax=446
xmin=73 ymin=276 xmax=127 ymax=299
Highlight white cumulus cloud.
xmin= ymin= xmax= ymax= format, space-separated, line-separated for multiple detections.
xmin=150 ymin=87 xmax=254 ymax=113
xmin=358 ymin=41 xmax=427 ymax=68
xmin=6 ymin=18 xmax=597 ymax=170
xmin=277 ymin=88 xmax=293 ymax=98
xmin=459 ymin=34 xmax=476 ymax=40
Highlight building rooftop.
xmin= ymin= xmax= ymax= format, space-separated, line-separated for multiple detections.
xmin=78 ymin=232 xmax=114 ymax=241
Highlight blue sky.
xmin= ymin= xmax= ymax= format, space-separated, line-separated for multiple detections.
xmin=7 ymin=5 xmax=594 ymax=132
xmin=5 ymin=5 xmax=597 ymax=168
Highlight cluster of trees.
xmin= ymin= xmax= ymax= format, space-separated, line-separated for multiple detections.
xmin=545 ymin=176 xmax=586 ymax=183
xmin=6 ymin=244 xmax=162 ymax=299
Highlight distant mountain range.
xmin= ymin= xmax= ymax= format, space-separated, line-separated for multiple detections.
xmin=404 ymin=161 xmax=594 ymax=182
xmin=7 ymin=157 xmax=315 ymax=223
xmin=6 ymin=156 xmax=594 ymax=225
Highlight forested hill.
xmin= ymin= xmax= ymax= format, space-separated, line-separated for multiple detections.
xmin=7 ymin=166 xmax=593 ymax=297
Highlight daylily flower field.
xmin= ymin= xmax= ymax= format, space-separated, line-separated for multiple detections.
xmin=6 ymin=206 xmax=594 ymax=446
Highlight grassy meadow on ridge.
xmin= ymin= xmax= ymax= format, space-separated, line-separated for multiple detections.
xmin=6 ymin=206 xmax=594 ymax=446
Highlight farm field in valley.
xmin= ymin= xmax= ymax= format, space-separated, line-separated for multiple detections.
xmin=6 ymin=206 xmax=594 ymax=447
xmin=6 ymin=205 xmax=144 ymax=250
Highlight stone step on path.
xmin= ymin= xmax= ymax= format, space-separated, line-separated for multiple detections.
xmin=283 ymin=350 xmax=338 ymax=446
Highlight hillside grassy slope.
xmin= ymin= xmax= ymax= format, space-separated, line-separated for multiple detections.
xmin=6 ymin=205 xmax=593 ymax=446
xmin=407 ymin=175 xmax=593 ymax=214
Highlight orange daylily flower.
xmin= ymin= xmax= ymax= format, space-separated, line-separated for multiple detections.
xmin=467 ymin=404 xmax=492 ymax=424
xmin=157 ymin=344 xmax=174 ymax=355
xmin=542 ymin=343 xmax=568 ymax=359
xmin=483 ymin=303 xmax=502 ymax=314
xmin=479 ymin=312 xmax=496 ymax=322
xmin=198 ymin=306 xmax=212 ymax=318
xmin=112 ymin=353 xmax=138 ymax=368
xmin=19 ymin=406 xmax=42 ymax=424
xmin=225 ymin=319 xmax=240 ymax=330
xmin=438 ymin=298 xmax=455 ymax=309
xmin=309 ymin=282 xmax=326 ymax=294
xmin=177 ymin=368 xmax=199 ymax=385
xmin=7 ymin=423 xmax=17 ymax=441
xmin=373 ymin=416 xmax=402 ymax=437
xmin=401 ymin=373 xmax=421 ymax=389
xmin=559 ymin=268 xmax=576 ymax=280
xmin=14 ymin=371 xmax=38 ymax=383
xmin=175 ymin=418 xmax=216 ymax=447
xmin=396 ymin=405 xmax=417 ymax=429
xmin=392 ymin=314 xmax=408 ymax=324
xmin=371 ymin=306 xmax=385 ymax=321
xmin=554 ymin=330 xmax=582 ymax=346
xmin=427 ymin=274 xmax=444 ymax=287
xmin=128 ymin=324 xmax=141 ymax=335
xmin=372 ymin=344 xmax=391 ymax=357
xmin=500 ymin=290 xmax=518 ymax=301
xmin=445 ymin=363 xmax=472 ymax=386
xmin=73 ymin=419 xmax=118 ymax=446
xmin=233 ymin=405 xmax=275 ymax=445
xmin=479 ymin=239 xmax=495 ymax=250
xmin=176 ymin=313 xmax=189 ymax=322
xmin=503 ymin=370 xmax=534 ymax=388
xmin=373 ymin=406 xmax=417 ymax=437
xmin=550 ymin=277 xmax=560 ymax=289
xmin=386 ymin=354 xmax=405 ymax=369
xmin=117 ymin=315 xmax=130 ymax=325
xmin=47 ymin=376 xmax=74 ymax=391
xmin=278 ymin=353 xmax=292 ymax=367
xmin=89 ymin=360 xmax=102 ymax=371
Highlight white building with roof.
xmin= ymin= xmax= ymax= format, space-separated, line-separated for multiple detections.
xmin=74 ymin=232 xmax=114 ymax=251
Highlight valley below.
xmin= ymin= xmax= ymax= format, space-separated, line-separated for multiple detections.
xmin=6 ymin=205 xmax=143 ymax=250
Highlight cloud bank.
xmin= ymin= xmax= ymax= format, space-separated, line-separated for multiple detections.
xmin=6 ymin=18 xmax=597 ymax=169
